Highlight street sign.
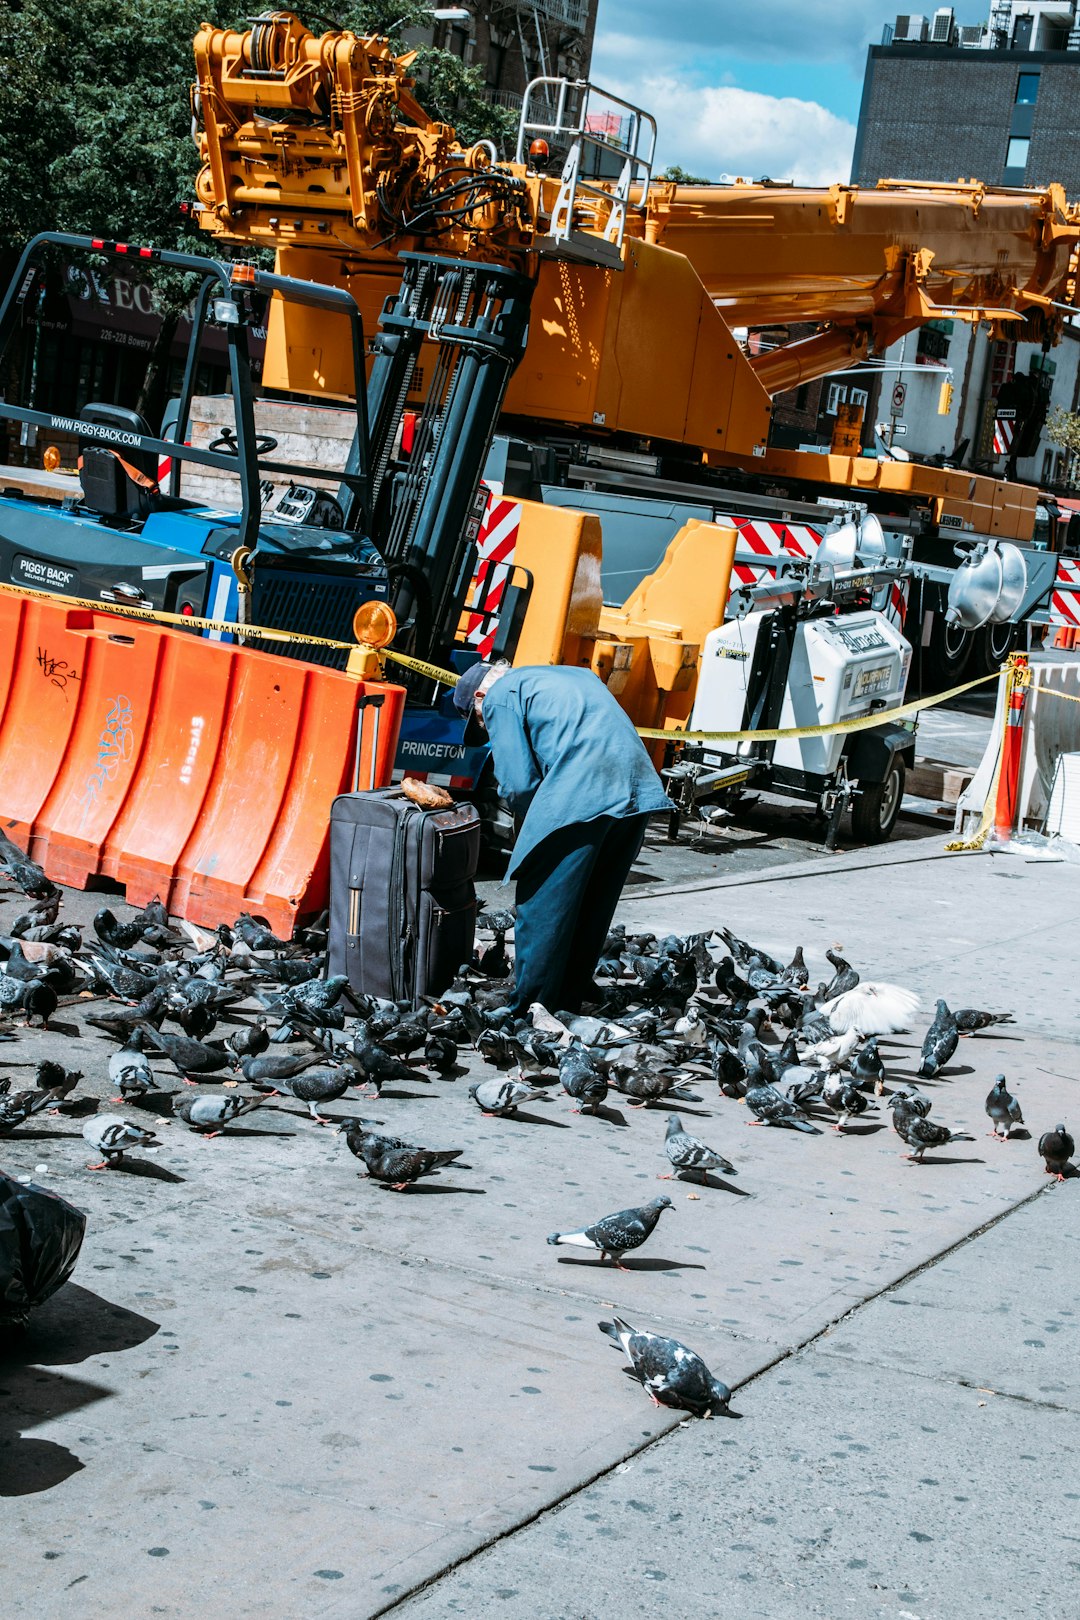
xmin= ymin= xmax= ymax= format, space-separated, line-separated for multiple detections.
xmin=892 ymin=422 xmax=908 ymax=434
xmin=891 ymin=382 xmax=907 ymax=413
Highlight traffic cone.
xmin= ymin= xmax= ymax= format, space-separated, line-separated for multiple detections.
xmin=993 ymin=653 xmax=1031 ymax=841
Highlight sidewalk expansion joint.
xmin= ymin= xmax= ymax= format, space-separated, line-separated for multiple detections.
xmin=370 ymin=1175 xmax=1059 ymax=1618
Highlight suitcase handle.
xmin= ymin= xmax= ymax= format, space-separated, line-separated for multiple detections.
xmin=353 ymin=692 xmax=386 ymax=793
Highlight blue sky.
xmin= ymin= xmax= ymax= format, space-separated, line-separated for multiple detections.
xmin=591 ymin=1 xmax=991 ymax=182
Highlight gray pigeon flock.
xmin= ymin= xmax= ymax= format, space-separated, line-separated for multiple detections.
xmin=0 ymin=831 xmax=1071 ymax=1418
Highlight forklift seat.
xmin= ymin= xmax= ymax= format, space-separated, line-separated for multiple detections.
xmin=78 ymin=402 xmax=159 ymax=522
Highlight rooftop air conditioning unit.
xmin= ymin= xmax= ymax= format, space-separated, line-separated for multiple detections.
xmin=931 ymin=6 xmax=956 ymax=43
xmin=959 ymin=24 xmax=985 ymax=46
xmin=894 ymin=14 xmax=929 ymax=41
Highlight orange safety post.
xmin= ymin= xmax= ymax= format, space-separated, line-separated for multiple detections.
xmin=0 ymin=594 xmax=404 ymax=933
xmin=993 ymin=653 xmax=1031 ymax=841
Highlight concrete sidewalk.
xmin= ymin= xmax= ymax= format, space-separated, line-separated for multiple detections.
xmin=2 ymin=836 xmax=1077 ymax=1618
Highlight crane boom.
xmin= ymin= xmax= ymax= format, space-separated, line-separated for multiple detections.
xmin=192 ymin=13 xmax=1080 ymax=472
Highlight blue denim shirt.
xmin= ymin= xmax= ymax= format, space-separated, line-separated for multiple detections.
xmin=482 ymin=665 xmax=674 ymax=877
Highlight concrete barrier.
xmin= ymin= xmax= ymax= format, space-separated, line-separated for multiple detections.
xmin=955 ymin=657 xmax=1080 ymax=836
xmin=0 ymin=592 xmax=404 ymax=932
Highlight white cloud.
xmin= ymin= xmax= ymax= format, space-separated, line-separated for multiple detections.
xmin=598 ymin=73 xmax=857 ymax=185
xmin=592 ymin=1 xmax=989 ymax=71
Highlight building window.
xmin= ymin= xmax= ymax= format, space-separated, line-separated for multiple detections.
xmin=1005 ymin=137 xmax=1029 ymax=171
xmin=1015 ymin=73 xmax=1039 ymax=104
xmin=825 ymin=382 xmax=847 ymax=416
xmin=848 ymin=388 xmax=869 ymax=410
xmin=794 ymin=383 xmax=810 ymax=411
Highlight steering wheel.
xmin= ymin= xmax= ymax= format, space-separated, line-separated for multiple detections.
xmin=208 ymin=426 xmax=279 ymax=457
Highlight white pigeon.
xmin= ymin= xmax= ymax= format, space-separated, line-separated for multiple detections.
xmin=800 ymin=1028 xmax=861 ymax=1065
xmin=528 ymin=1004 xmax=574 ymax=1045
xmin=819 ymin=982 xmax=921 ymax=1036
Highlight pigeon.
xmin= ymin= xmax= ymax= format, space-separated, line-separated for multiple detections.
xmin=136 ymin=1021 xmax=234 ymax=1079
xmin=820 ymin=982 xmax=920 ymax=1036
xmin=745 ymin=1081 xmax=822 ymax=1133
xmin=234 ymin=913 xmax=290 ymax=953
xmin=822 ymin=949 xmax=860 ymax=999
xmin=918 ymin=999 xmax=959 ymax=1078
xmin=558 ymin=1044 xmax=609 ymax=1114
xmin=0 ymin=1085 xmax=55 ymax=1136
xmin=239 ymin=1051 xmax=326 ymax=1086
xmin=1037 ymin=1124 xmax=1074 ymax=1181
xmin=172 ymin=1092 xmax=268 ymax=1136
xmin=20 ymin=978 xmax=58 ymax=1027
xmin=342 ymin=1034 xmax=421 ymax=1096
xmin=548 ymin=1197 xmax=672 ymax=1268
xmin=954 ymin=1007 xmax=1014 ymax=1034
xmin=33 ymin=1060 xmax=83 ymax=1110
xmin=985 ymin=1075 xmax=1023 ymax=1140
xmin=613 ymin=1065 xmax=699 ymax=1109
xmin=82 ymin=1114 xmax=160 ymax=1168
xmin=661 ymin=1113 xmax=735 ymax=1181
xmin=108 ymin=1035 xmax=155 ymax=1101
xmin=226 ymin=1018 xmax=270 ymax=1061
xmin=850 ymin=1037 xmax=885 ymax=1093
xmin=93 ymin=907 xmax=148 ymax=951
xmin=424 ymin=1032 xmax=459 ymax=1075
xmin=892 ymin=1111 xmax=973 ymax=1161
xmin=822 ymin=1068 xmax=871 ymax=1133
xmin=337 ymin=1121 xmax=463 ymax=1189
xmin=252 ymin=1066 xmax=353 ymax=1123
xmin=598 ymin=1317 xmax=731 ymax=1417
xmin=468 ymin=1076 xmax=551 ymax=1117
xmin=0 ymin=828 xmax=58 ymax=898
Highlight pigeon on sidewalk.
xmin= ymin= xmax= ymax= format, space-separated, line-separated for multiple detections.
xmin=745 ymin=1081 xmax=822 ymax=1134
xmin=955 ymin=1007 xmax=1014 ymax=1034
xmin=337 ymin=1121 xmax=464 ymax=1190
xmin=661 ymin=1113 xmax=736 ymax=1181
xmin=558 ymin=1044 xmax=609 ymax=1115
xmin=823 ymin=1069 xmax=872 ymax=1133
xmin=892 ymin=1110 xmax=973 ymax=1162
xmin=469 ymin=1076 xmax=552 ymax=1117
xmin=82 ymin=1114 xmax=160 ymax=1169
xmin=918 ymin=999 xmax=959 ymax=1078
xmin=136 ymin=1021 xmax=234 ymax=1080
xmin=597 ymin=1316 xmax=732 ymax=1417
xmin=172 ymin=1092 xmax=268 ymax=1137
xmin=548 ymin=1197 xmax=672 ymax=1269
xmin=850 ymin=1037 xmax=885 ymax=1093
xmin=251 ymin=1066 xmax=353 ymax=1123
xmin=985 ymin=1075 xmax=1024 ymax=1140
xmin=1037 ymin=1124 xmax=1075 ymax=1181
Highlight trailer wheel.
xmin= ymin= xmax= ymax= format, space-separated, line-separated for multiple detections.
xmin=851 ymin=758 xmax=905 ymax=843
xmin=974 ymin=621 xmax=1017 ymax=677
xmin=924 ymin=618 xmax=972 ymax=688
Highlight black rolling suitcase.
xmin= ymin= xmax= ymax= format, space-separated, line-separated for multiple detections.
xmin=328 ymin=789 xmax=480 ymax=1005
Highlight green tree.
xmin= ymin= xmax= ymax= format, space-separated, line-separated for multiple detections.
xmin=1045 ymin=406 xmax=1080 ymax=487
xmin=660 ymin=164 xmax=713 ymax=185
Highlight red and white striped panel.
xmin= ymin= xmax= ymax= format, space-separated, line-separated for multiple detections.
xmin=463 ymin=494 xmax=521 ymax=660
xmin=1048 ymin=556 xmax=1080 ymax=629
xmin=726 ymin=514 xmax=823 ymax=592
xmin=993 ymin=417 xmax=1014 ymax=456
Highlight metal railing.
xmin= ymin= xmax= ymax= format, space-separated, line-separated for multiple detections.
xmin=515 ymin=77 xmax=656 ymax=261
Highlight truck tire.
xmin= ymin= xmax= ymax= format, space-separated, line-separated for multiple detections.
xmin=973 ymin=621 xmax=1017 ymax=678
xmin=851 ymin=758 xmax=905 ymax=843
xmin=924 ymin=617 xmax=972 ymax=689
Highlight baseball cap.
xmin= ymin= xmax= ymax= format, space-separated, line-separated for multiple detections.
xmin=452 ymin=661 xmax=493 ymax=716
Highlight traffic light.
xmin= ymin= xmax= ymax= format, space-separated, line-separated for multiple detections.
xmin=937 ymin=380 xmax=954 ymax=415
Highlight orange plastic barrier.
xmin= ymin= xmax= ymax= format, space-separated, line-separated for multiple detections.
xmin=0 ymin=594 xmax=404 ymax=934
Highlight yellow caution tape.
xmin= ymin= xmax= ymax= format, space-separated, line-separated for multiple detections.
xmin=0 ymin=576 xmax=465 ymax=682
xmin=0 ymin=575 xmax=1005 ymax=745
xmin=635 ymin=669 xmax=998 ymax=745
xmin=0 ymin=576 xmax=356 ymax=652
xmin=382 ymin=649 xmax=459 ymax=685
xmin=1031 ymin=683 xmax=1080 ymax=705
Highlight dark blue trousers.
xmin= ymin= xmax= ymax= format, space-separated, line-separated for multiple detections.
xmin=510 ymin=813 xmax=650 ymax=1017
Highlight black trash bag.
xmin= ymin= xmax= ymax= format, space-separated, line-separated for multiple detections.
xmin=0 ymin=1172 xmax=86 ymax=1332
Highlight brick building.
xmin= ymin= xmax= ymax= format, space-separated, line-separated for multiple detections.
xmin=852 ymin=4 xmax=1080 ymax=192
